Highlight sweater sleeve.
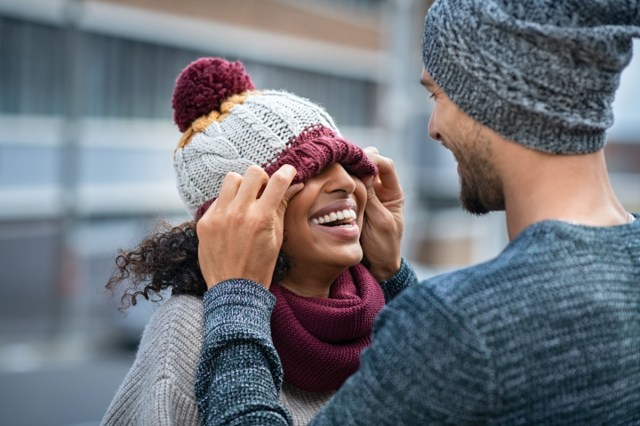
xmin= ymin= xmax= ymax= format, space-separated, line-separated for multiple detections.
xmin=196 ymin=278 xmax=495 ymax=425
xmin=377 ymin=257 xmax=418 ymax=302
xmin=195 ymin=279 xmax=292 ymax=426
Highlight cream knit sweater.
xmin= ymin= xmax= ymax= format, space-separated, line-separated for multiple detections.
xmin=101 ymin=295 xmax=332 ymax=426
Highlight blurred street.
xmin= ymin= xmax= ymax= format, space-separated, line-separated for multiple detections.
xmin=0 ymin=353 xmax=131 ymax=426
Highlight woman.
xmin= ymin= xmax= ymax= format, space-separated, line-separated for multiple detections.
xmin=101 ymin=57 xmax=406 ymax=426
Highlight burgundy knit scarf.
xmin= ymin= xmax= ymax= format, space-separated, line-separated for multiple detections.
xmin=269 ymin=264 xmax=385 ymax=392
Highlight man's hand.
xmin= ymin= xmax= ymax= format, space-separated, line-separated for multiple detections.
xmin=196 ymin=164 xmax=302 ymax=289
xmin=360 ymin=147 xmax=405 ymax=281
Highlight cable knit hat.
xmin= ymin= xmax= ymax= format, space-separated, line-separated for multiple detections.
xmin=423 ymin=0 xmax=640 ymax=154
xmin=171 ymin=58 xmax=377 ymax=219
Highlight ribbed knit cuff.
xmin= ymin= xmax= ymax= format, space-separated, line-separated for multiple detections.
xmin=379 ymin=258 xmax=418 ymax=302
xmin=203 ymin=279 xmax=276 ymax=342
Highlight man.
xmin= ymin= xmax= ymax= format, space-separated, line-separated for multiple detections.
xmin=195 ymin=0 xmax=640 ymax=424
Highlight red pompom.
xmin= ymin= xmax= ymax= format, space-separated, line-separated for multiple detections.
xmin=172 ymin=57 xmax=255 ymax=132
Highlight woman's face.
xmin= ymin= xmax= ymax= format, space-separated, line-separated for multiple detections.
xmin=281 ymin=163 xmax=367 ymax=280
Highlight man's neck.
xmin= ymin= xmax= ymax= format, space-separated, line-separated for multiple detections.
xmin=499 ymin=147 xmax=629 ymax=240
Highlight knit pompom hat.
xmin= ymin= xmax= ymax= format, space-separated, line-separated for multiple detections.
xmin=423 ymin=0 xmax=640 ymax=154
xmin=172 ymin=57 xmax=377 ymax=219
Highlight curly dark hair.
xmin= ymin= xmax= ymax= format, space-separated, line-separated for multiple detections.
xmin=106 ymin=220 xmax=290 ymax=311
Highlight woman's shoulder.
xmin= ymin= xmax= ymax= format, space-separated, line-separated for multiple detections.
xmin=156 ymin=294 xmax=203 ymax=315
xmin=102 ymin=295 xmax=203 ymax=425
xmin=134 ymin=295 xmax=204 ymax=384
xmin=137 ymin=294 xmax=203 ymax=361
xmin=145 ymin=294 xmax=203 ymax=340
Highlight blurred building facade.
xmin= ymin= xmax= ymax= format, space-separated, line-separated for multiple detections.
xmin=0 ymin=0 xmax=431 ymax=355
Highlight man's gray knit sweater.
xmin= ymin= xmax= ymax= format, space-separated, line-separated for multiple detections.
xmin=196 ymin=218 xmax=640 ymax=425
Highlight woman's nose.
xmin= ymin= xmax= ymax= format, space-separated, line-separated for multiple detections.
xmin=324 ymin=164 xmax=357 ymax=194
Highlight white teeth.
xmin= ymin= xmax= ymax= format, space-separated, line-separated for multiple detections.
xmin=312 ymin=208 xmax=358 ymax=225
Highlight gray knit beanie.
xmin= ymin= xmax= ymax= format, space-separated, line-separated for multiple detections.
xmin=423 ymin=0 xmax=640 ymax=154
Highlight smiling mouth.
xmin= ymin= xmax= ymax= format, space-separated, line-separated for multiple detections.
xmin=311 ymin=208 xmax=357 ymax=227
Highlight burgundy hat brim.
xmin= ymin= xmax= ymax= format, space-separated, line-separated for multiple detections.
xmin=194 ymin=124 xmax=377 ymax=221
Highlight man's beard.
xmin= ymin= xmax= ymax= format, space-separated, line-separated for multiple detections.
xmin=460 ymin=176 xmax=490 ymax=215
xmin=458 ymin=155 xmax=504 ymax=215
